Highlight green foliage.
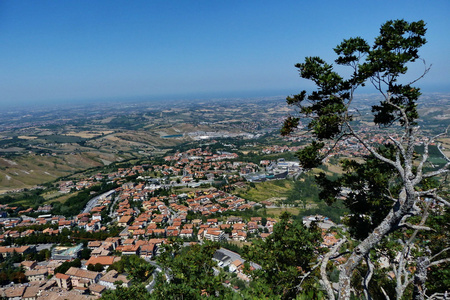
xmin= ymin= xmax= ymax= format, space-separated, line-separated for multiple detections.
xmin=153 ymin=242 xmax=228 ymax=299
xmin=0 ymin=189 xmax=46 ymax=206
xmin=296 ymin=141 xmax=325 ymax=169
xmin=28 ymin=248 xmax=51 ymax=262
xmin=316 ymin=146 xmax=399 ymax=239
xmin=219 ymin=241 xmax=244 ymax=256
xmin=295 ymin=282 xmax=326 ymax=299
xmin=88 ymin=263 xmax=104 ymax=272
xmin=80 ymin=247 xmax=92 ymax=260
xmin=284 ymin=19 xmax=427 ymax=166
xmin=283 ymin=20 xmax=436 ymax=269
xmin=54 ymin=258 xmax=81 ymax=274
xmin=108 ymin=255 xmax=154 ymax=283
xmin=101 ymin=283 xmax=150 ymax=300
xmin=0 ymin=252 xmax=27 ymax=284
xmin=419 ymin=208 xmax=450 ymax=294
xmin=283 ymin=174 xmax=320 ymax=206
xmin=243 ymin=213 xmax=322 ymax=299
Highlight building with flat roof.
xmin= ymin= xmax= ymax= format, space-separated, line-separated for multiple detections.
xmin=51 ymin=243 xmax=83 ymax=260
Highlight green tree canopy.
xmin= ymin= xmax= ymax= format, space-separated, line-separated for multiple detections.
xmin=152 ymin=241 xmax=227 ymax=299
xmin=243 ymin=212 xmax=322 ymax=299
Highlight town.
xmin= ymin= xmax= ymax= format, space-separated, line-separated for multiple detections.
xmin=0 ymin=140 xmax=351 ymax=299
xmin=1 ymin=94 xmax=449 ymax=299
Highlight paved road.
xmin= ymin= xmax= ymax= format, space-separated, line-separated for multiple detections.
xmin=144 ymin=259 xmax=171 ymax=293
xmin=217 ymin=248 xmax=261 ymax=270
xmin=32 ymin=243 xmax=54 ymax=252
xmin=81 ymin=189 xmax=116 ymax=214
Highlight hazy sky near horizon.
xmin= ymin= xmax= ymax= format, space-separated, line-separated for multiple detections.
xmin=1 ymin=0 xmax=449 ymax=105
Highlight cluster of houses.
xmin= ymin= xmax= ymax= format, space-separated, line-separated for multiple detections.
xmin=261 ymin=145 xmax=302 ymax=154
xmin=1 ymin=146 xmax=301 ymax=223
xmin=160 ymin=148 xmax=260 ymax=183
xmin=276 ymin=123 xmax=429 ymax=162
xmin=163 ymin=148 xmax=239 ymax=163
xmin=109 ymin=182 xmax=278 ymax=244
xmin=0 ymin=236 xmax=139 ymax=299
xmin=0 ymin=262 xmax=131 ymax=299
xmin=0 ymin=204 xmax=52 ymax=222
xmin=50 ymin=147 xmax=261 ymax=199
xmin=0 ymin=213 xmax=107 ymax=244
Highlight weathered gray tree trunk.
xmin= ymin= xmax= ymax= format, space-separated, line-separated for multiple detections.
xmin=413 ymin=256 xmax=430 ymax=300
xmin=338 ymin=183 xmax=417 ymax=300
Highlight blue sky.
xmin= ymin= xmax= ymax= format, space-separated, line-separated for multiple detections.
xmin=0 ymin=0 xmax=449 ymax=105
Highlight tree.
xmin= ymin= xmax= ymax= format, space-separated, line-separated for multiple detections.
xmin=124 ymin=255 xmax=155 ymax=283
xmin=282 ymin=19 xmax=449 ymax=300
xmin=80 ymin=247 xmax=92 ymax=260
xmin=101 ymin=283 xmax=150 ymax=300
xmin=88 ymin=263 xmax=104 ymax=272
xmin=107 ymin=255 xmax=154 ymax=283
xmin=243 ymin=212 xmax=322 ymax=299
xmin=152 ymin=241 xmax=228 ymax=299
xmin=54 ymin=258 xmax=81 ymax=275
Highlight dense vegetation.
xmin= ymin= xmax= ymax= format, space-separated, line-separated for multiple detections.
xmin=107 ymin=255 xmax=155 ymax=283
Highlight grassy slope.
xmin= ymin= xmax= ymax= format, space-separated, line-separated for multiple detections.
xmin=0 ymin=154 xmax=103 ymax=193
xmin=238 ymin=180 xmax=294 ymax=202
xmin=266 ymin=207 xmax=302 ymax=217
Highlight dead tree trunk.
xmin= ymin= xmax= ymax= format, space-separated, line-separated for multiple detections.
xmin=338 ymin=184 xmax=417 ymax=300
xmin=413 ymin=256 xmax=430 ymax=300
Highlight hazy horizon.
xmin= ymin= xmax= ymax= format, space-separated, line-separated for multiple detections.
xmin=1 ymin=1 xmax=449 ymax=106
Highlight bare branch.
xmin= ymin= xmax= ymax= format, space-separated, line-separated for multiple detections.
xmin=437 ymin=143 xmax=450 ymax=163
xmin=399 ymin=222 xmax=434 ymax=232
xmin=322 ymin=133 xmax=353 ymax=160
xmin=296 ymin=261 xmax=321 ymax=293
xmin=416 ymin=188 xmax=438 ymax=197
xmin=389 ymin=135 xmax=406 ymax=161
xmin=422 ymin=163 xmax=450 ymax=179
xmin=435 ymin=195 xmax=450 ymax=208
xmin=395 ymin=202 xmax=431 ymax=299
xmin=380 ymin=286 xmax=391 ymax=300
xmin=430 ymin=247 xmax=450 ymax=262
xmin=407 ymin=59 xmax=432 ymax=86
xmin=345 ymin=121 xmax=402 ymax=173
xmin=425 ymin=292 xmax=450 ymax=300
xmin=428 ymin=258 xmax=450 ymax=268
xmin=416 ymin=189 xmax=450 ymax=207
xmin=320 ymin=238 xmax=347 ymax=300
xmin=384 ymin=96 xmax=411 ymax=135
xmin=363 ymin=254 xmax=374 ymax=300
xmin=330 ymin=251 xmax=352 ymax=260
xmin=431 ymin=127 xmax=449 ymax=151
xmin=383 ymin=194 xmax=399 ymax=203
xmin=413 ymin=256 xmax=431 ymax=300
